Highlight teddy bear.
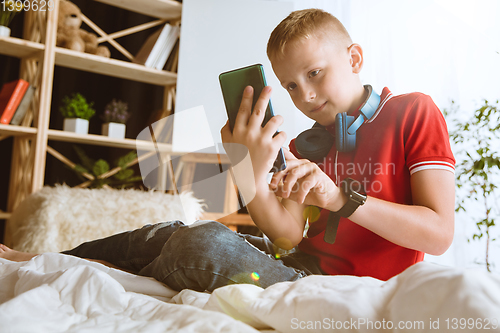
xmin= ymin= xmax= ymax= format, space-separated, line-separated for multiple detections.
xmin=56 ymin=0 xmax=111 ymax=58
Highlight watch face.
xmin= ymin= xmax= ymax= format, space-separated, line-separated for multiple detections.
xmin=341 ymin=178 xmax=367 ymax=203
xmin=350 ymin=191 xmax=367 ymax=205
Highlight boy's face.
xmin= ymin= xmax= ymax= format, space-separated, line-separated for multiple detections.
xmin=270 ymin=35 xmax=363 ymax=127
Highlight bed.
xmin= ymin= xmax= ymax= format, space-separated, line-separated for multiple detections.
xmin=1 ymin=254 xmax=500 ymax=332
xmin=2 ymin=186 xmax=500 ymax=332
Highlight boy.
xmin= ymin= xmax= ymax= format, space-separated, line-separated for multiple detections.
xmin=0 ymin=9 xmax=455 ymax=290
xmin=220 ymin=8 xmax=456 ymax=281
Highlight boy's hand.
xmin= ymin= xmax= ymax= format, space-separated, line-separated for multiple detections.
xmin=221 ymin=85 xmax=287 ymax=184
xmin=270 ymin=149 xmax=345 ymax=211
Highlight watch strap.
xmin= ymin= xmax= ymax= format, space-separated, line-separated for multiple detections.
xmin=323 ymin=178 xmax=366 ymax=244
xmin=324 ymin=212 xmax=340 ymax=244
xmin=336 ymin=197 xmax=362 ymax=218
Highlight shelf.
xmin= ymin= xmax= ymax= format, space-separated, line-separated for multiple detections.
xmin=204 ymin=212 xmax=255 ymax=226
xmin=2 ymin=0 xmax=183 ymax=246
xmin=47 ymin=129 xmax=174 ymax=152
xmin=0 ymin=211 xmax=11 ymax=220
xmin=0 ymin=124 xmax=37 ymax=137
xmin=179 ymin=152 xmax=231 ymax=165
xmin=0 ymin=36 xmax=44 ymax=59
xmin=95 ymin=0 xmax=182 ymax=20
xmin=54 ymin=47 xmax=177 ymax=85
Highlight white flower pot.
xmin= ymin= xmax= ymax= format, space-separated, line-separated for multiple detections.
xmin=0 ymin=26 xmax=11 ymax=37
xmin=63 ymin=118 xmax=89 ymax=134
xmin=102 ymin=122 xmax=126 ymax=139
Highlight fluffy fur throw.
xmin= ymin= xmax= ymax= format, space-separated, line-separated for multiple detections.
xmin=9 ymin=185 xmax=205 ymax=253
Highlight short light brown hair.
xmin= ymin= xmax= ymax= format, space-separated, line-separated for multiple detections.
xmin=267 ymin=8 xmax=352 ymax=60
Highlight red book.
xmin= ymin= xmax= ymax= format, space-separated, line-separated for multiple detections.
xmin=0 ymin=79 xmax=30 ymax=124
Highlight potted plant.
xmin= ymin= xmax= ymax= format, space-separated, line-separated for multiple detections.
xmin=0 ymin=1 xmax=23 ymax=37
xmin=100 ymin=99 xmax=130 ymax=139
xmin=60 ymin=93 xmax=95 ymax=134
xmin=445 ymin=99 xmax=500 ymax=272
xmin=72 ymin=145 xmax=143 ymax=188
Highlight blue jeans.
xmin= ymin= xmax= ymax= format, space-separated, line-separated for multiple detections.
xmin=63 ymin=221 xmax=324 ymax=292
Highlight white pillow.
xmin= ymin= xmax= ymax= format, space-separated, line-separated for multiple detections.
xmin=9 ymin=184 xmax=205 ymax=253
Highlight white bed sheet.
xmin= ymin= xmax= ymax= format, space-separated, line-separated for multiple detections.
xmin=1 ymin=253 xmax=500 ymax=332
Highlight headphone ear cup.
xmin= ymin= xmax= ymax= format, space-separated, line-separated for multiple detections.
xmin=335 ymin=113 xmax=356 ymax=152
xmin=295 ymin=127 xmax=335 ymax=162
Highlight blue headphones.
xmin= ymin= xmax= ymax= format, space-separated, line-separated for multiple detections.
xmin=295 ymin=85 xmax=381 ymax=160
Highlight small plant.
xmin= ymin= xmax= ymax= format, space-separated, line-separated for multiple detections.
xmin=60 ymin=93 xmax=96 ymax=120
xmin=445 ymin=99 xmax=500 ymax=272
xmin=72 ymin=145 xmax=142 ymax=189
xmin=0 ymin=0 xmax=23 ymax=27
xmin=101 ymin=99 xmax=130 ymax=124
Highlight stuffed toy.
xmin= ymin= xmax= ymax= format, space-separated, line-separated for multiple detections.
xmin=57 ymin=0 xmax=111 ymax=58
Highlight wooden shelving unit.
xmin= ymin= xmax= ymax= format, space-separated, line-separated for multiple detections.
xmin=0 ymin=0 xmax=182 ymax=245
xmin=0 ymin=124 xmax=37 ymax=137
xmin=47 ymin=129 xmax=172 ymax=151
xmin=1 ymin=0 xmax=255 ymax=242
xmin=0 ymin=36 xmax=44 ymax=59
xmin=54 ymin=47 xmax=177 ymax=85
xmin=95 ymin=0 xmax=181 ymax=20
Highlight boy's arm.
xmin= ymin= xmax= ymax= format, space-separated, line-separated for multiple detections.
xmin=245 ymin=185 xmax=307 ymax=250
xmin=346 ymin=169 xmax=455 ymax=255
xmin=274 ymin=166 xmax=455 ymax=255
xmin=220 ymin=85 xmax=307 ymax=248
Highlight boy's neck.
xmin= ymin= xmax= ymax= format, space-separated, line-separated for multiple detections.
xmin=349 ymin=84 xmax=369 ymax=115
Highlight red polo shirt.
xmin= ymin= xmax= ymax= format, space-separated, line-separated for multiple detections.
xmin=289 ymin=87 xmax=455 ymax=280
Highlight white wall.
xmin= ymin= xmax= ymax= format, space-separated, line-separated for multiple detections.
xmin=349 ymin=0 xmax=500 ymax=112
xmin=175 ymin=0 xmax=356 ymax=152
xmin=175 ymin=0 xmax=296 ymax=154
xmin=345 ymin=0 xmax=500 ymax=272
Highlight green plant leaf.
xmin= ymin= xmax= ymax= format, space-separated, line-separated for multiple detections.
xmin=114 ymin=168 xmax=134 ymax=180
xmin=72 ymin=164 xmax=88 ymax=182
xmin=73 ymin=145 xmax=95 ymax=171
xmin=128 ymin=176 xmax=143 ymax=182
xmin=60 ymin=93 xmax=95 ymax=120
xmin=116 ymin=151 xmax=137 ymax=169
xmin=73 ymin=164 xmax=89 ymax=174
xmin=93 ymin=159 xmax=110 ymax=176
xmin=93 ymin=178 xmax=109 ymax=189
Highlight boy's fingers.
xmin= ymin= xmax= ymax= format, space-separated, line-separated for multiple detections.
xmin=296 ymin=175 xmax=316 ymax=204
xmin=272 ymin=130 xmax=287 ymax=149
xmin=270 ymin=170 xmax=285 ymax=188
xmin=270 ymin=156 xmax=311 ymax=186
xmin=282 ymin=147 xmax=297 ymax=161
xmin=220 ymin=119 xmax=230 ymax=133
xmin=273 ymin=183 xmax=300 ymax=202
xmin=282 ymin=163 xmax=313 ymax=195
xmin=220 ymin=120 xmax=232 ymax=142
xmin=270 ymin=183 xmax=285 ymax=198
xmin=262 ymin=115 xmax=284 ymax=139
xmin=247 ymin=86 xmax=272 ymax=129
xmin=234 ymin=86 xmax=254 ymax=130
xmin=269 ymin=157 xmax=304 ymax=187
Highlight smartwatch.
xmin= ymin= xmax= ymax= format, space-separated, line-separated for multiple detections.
xmin=324 ymin=178 xmax=367 ymax=244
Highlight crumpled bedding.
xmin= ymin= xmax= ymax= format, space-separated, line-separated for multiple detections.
xmin=1 ymin=253 xmax=499 ymax=332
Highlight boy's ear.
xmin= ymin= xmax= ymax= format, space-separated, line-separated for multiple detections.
xmin=348 ymin=43 xmax=363 ymax=74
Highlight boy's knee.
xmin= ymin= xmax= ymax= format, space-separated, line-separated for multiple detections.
xmin=163 ymin=221 xmax=236 ymax=255
xmin=182 ymin=220 xmax=233 ymax=239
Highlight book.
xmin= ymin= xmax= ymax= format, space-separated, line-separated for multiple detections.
xmin=133 ymin=27 xmax=162 ymax=65
xmin=134 ymin=24 xmax=171 ymax=67
xmin=10 ymin=85 xmax=35 ymax=126
xmin=163 ymin=38 xmax=180 ymax=71
xmin=153 ymin=25 xmax=180 ymax=70
xmin=145 ymin=24 xmax=172 ymax=68
xmin=134 ymin=23 xmax=180 ymax=70
xmin=0 ymin=79 xmax=30 ymax=125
